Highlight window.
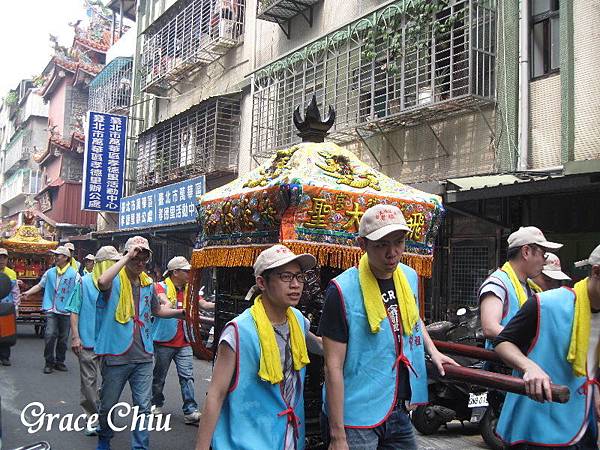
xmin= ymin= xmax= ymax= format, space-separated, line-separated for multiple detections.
xmin=531 ymin=0 xmax=559 ymax=79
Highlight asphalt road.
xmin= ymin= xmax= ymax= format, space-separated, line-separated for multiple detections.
xmin=0 ymin=325 xmax=486 ymax=450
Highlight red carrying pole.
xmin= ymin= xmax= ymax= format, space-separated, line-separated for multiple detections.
xmin=433 ymin=339 xmax=503 ymax=363
xmin=427 ymin=362 xmax=570 ymax=404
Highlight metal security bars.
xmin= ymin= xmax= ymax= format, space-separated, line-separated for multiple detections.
xmin=252 ymin=0 xmax=496 ymax=158
xmin=141 ymin=0 xmax=246 ymax=95
xmin=88 ymin=57 xmax=133 ymax=114
xmin=135 ymin=96 xmax=241 ymax=191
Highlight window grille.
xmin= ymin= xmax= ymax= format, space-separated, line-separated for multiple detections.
xmin=135 ymin=96 xmax=241 ymax=191
xmin=88 ymin=57 xmax=133 ymax=114
xmin=252 ymin=0 xmax=496 ymax=158
xmin=141 ymin=0 xmax=246 ymax=94
xmin=449 ymin=242 xmax=493 ymax=310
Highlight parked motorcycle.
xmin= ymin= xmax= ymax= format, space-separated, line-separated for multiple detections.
xmin=411 ymin=306 xmax=504 ymax=450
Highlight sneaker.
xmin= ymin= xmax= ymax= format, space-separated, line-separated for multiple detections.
xmin=54 ymin=362 xmax=68 ymax=371
xmin=1 ymin=359 xmax=11 ymax=366
xmin=151 ymin=405 xmax=163 ymax=415
xmin=184 ymin=410 xmax=201 ymax=424
xmin=96 ymin=437 xmax=111 ymax=450
xmin=43 ymin=364 xmax=53 ymax=374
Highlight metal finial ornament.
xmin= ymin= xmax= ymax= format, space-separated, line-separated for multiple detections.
xmin=293 ymin=95 xmax=336 ymax=143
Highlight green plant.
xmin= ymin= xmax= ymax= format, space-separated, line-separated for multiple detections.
xmin=4 ymin=90 xmax=18 ymax=107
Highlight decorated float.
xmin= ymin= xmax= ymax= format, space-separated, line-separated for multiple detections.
xmin=1 ymin=210 xmax=58 ymax=336
xmin=185 ymin=97 xmax=444 ymax=447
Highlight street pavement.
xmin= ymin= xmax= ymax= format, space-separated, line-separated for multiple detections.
xmin=1 ymin=325 xmax=487 ymax=450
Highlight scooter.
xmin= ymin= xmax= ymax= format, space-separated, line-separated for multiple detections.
xmin=411 ymin=307 xmax=504 ymax=450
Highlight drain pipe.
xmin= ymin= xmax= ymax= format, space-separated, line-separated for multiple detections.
xmin=517 ymin=0 xmax=530 ymax=171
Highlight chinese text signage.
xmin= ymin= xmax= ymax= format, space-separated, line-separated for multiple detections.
xmin=82 ymin=111 xmax=127 ymax=211
xmin=119 ymin=176 xmax=206 ymax=230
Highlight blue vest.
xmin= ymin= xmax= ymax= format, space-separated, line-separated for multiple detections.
xmin=212 ymin=307 xmax=307 ymax=450
xmin=79 ymin=274 xmax=100 ymax=349
xmin=323 ymin=264 xmax=428 ymax=427
xmin=152 ymin=281 xmax=188 ymax=343
xmin=496 ymin=288 xmax=590 ymax=446
xmin=480 ymin=268 xmax=521 ymax=349
xmin=0 ymin=268 xmax=17 ymax=305
xmin=42 ymin=266 xmax=79 ymax=314
xmin=94 ymin=275 xmax=154 ymax=356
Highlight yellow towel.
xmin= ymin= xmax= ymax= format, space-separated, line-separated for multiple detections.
xmin=358 ymin=253 xmax=419 ymax=336
xmin=1 ymin=267 xmax=16 ymax=280
xmin=249 ymin=295 xmax=310 ymax=384
xmin=92 ymin=261 xmax=116 ymax=290
xmin=567 ymin=279 xmax=596 ymax=377
xmin=115 ymin=269 xmax=154 ymax=324
xmin=56 ymin=263 xmax=70 ymax=276
xmin=527 ymin=279 xmax=543 ymax=294
xmin=501 ymin=262 xmax=532 ymax=307
xmin=70 ymin=258 xmax=78 ymax=271
xmin=164 ymin=276 xmax=188 ymax=308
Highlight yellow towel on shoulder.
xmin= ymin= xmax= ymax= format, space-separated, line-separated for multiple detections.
xmin=502 ymin=262 xmax=535 ymax=306
xmin=249 ymin=295 xmax=309 ymax=384
xmin=1 ymin=267 xmax=16 ymax=280
xmin=92 ymin=261 xmax=116 ymax=290
xmin=115 ymin=269 xmax=154 ymax=324
xmin=164 ymin=276 xmax=188 ymax=308
xmin=358 ymin=253 xmax=419 ymax=335
xmin=567 ymin=279 xmax=597 ymax=377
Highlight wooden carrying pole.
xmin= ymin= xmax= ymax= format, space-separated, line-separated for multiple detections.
xmin=432 ymin=339 xmax=503 ymax=363
xmin=427 ymin=362 xmax=570 ymax=404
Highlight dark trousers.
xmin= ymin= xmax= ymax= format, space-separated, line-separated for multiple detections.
xmin=44 ymin=312 xmax=70 ymax=365
xmin=0 ymin=344 xmax=10 ymax=360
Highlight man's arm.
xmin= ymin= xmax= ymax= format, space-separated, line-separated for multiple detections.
xmin=480 ymin=293 xmax=505 ymax=339
xmin=22 ymin=283 xmax=43 ymax=299
xmin=323 ymin=337 xmax=349 ymax=450
xmin=70 ymin=313 xmax=83 ymax=355
xmin=151 ymin=290 xmax=185 ymax=319
xmin=198 ymin=297 xmax=215 ymax=311
xmin=195 ymin=341 xmax=237 ymax=450
xmin=421 ymin=319 xmax=460 ymax=376
xmin=98 ymin=246 xmax=141 ymax=291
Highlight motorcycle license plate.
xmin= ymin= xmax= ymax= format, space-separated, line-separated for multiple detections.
xmin=468 ymin=392 xmax=489 ymax=408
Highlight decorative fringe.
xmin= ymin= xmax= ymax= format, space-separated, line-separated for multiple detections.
xmin=192 ymin=242 xmax=433 ymax=278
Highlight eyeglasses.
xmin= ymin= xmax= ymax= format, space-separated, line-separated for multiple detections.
xmin=131 ymin=256 xmax=150 ymax=264
xmin=274 ymin=271 xmax=309 ymax=284
xmin=528 ymin=244 xmax=548 ymax=260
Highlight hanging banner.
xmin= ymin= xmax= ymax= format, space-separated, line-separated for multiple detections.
xmin=81 ymin=111 xmax=127 ymax=212
xmin=118 ymin=175 xmax=206 ymax=230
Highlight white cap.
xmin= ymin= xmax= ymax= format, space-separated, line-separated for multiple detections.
xmin=507 ymin=226 xmax=562 ymax=250
xmin=358 ymin=204 xmax=410 ymax=241
xmin=575 ymin=244 xmax=600 ymax=268
xmin=124 ymin=236 xmax=152 ymax=253
xmin=50 ymin=246 xmax=71 ymax=257
xmin=163 ymin=256 xmax=192 ymax=277
xmin=95 ymin=246 xmax=121 ymax=262
xmin=0 ymin=248 xmax=8 ymax=256
xmin=65 ymin=243 xmax=75 ymax=251
xmin=253 ymin=245 xmax=316 ymax=278
xmin=541 ymin=253 xmax=571 ymax=281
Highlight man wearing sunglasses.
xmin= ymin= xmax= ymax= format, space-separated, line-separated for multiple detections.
xmin=94 ymin=236 xmax=187 ymax=450
xmin=196 ymin=244 xmax=323 ymax=450
xmin=479 ymin=226 xmax=563 ymax=349
xmin=151 ymin=256 xmax=202 ymax=425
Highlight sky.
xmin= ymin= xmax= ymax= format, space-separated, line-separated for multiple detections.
xmin=0 ymin=1 xmax=90 ymax=97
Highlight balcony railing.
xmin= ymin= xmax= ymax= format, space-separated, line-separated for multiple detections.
xmin=0 ymin=169 xmax=40 ymax=205
xmin=135 ymin=95 xmax=241 ymax=191
xmin=3 ymin=129 xmax=31 ymax=174
xmin=141 ymin=0 xmax=245 ymax=95
xmin=88 ymin=57 xmax=133 ymax=114
xmin=252 ymin=0 xmax=496 ymax=157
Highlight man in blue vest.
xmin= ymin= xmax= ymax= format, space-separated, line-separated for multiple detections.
xmin=0 ymin=248 xmax=19 ymax=366
xmin=494 ymin=243 xmax=600 ymax=449
xmin=479 ymin=226 xmax=562 ymax=348
xmin=151 ymin=256 xmax=202 ymax=424
xmin=22 ymin=245 xmax=82 ymax=374
xmin=195 ymin=244 xmax=323 ymax=450
xmin=67 ymin=246 xmax=121 ymax=436
xmin=94 ymin=236 xmax=187 ymax=450
xmin=318 ymin=204 xmax=458 ymax=450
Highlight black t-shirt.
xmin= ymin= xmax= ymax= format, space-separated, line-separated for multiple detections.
xmin=318 ymin=278 xmax=412 ymax=401
xmin=494 ymin=296 xmax=539 ymax=354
